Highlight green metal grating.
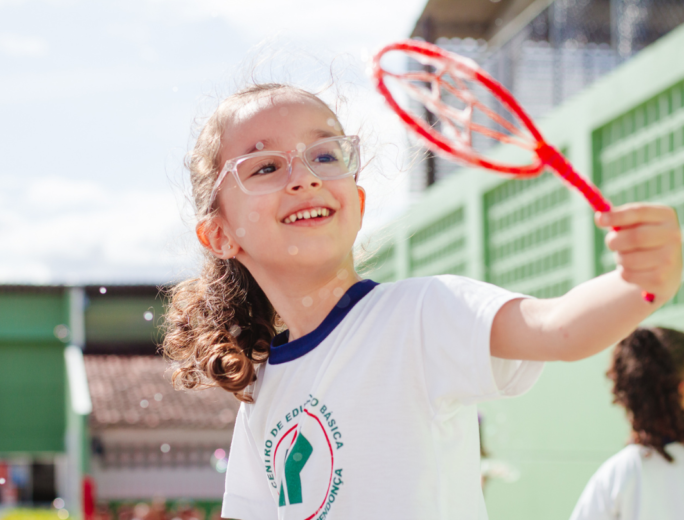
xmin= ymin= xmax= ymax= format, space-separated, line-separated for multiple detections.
xmin=593 ymin=79 xmax=684 ymax=306
xmin=484 ymin=171 xmax=574 ymax=298
xmin=409 ymin=207 xmax=468 ymax=277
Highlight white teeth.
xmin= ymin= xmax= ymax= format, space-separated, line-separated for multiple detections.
xmin=285 ymin=208 xmax=331 ymax=223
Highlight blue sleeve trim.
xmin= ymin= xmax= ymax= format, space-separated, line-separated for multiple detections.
xmin=268 ymin=279 xmax=379 ymax=365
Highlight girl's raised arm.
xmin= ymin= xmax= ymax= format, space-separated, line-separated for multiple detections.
xmin=491 ymin=203 xmax=682 ymax=362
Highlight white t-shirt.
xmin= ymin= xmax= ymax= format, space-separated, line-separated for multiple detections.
xmin=570 ymin=443 xmax=684 ymax=520
xmin=221 ymin=276 xmax=544 ymax=520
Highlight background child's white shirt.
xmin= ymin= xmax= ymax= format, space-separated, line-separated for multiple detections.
xmin=221 ymin=275 xmax=544 ymax=520
xmin=569 ymin=443 xmax=684 ymax=520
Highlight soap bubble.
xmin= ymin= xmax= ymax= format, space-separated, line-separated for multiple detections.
xmin=54 ymin=324 xmax=69 ymax=340
xmin=288 ymin=245 xmax=298 ymax=255
xmin=229 ymin=324 xmax=242 ymax=337
xmin=302 ymin=296 xmax=313 ymax=307
xmin=236 ymin=228 xmax=246 ymax=237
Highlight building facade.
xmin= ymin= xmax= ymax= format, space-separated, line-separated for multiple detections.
xmin=362 ymin=22 xmax=684 ymax=520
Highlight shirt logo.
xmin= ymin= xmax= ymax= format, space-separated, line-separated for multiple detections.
xmin=279 ymin=433 xmax=313 ymax=506
xmin=264 ymin=396 xmax=344 ymax=519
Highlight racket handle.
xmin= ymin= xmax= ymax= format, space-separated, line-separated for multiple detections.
xmin=537 ymin=144 xmax=655 ymax=304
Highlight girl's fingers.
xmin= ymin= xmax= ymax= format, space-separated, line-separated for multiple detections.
xmin=614 ymin=248 xmax=676 ymax=272
xmin=595 ymin=203 xmax=679 ymax=229
xmin=605 ymin=224 xmax=679 ymax=252
xmin=617 ymin=265 xmax=673 ymax=292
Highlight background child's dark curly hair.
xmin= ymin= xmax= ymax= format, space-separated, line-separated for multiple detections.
xmin=607 ymin=327 xmax=684 ymax=461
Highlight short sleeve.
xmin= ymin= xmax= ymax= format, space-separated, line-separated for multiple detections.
xmin=419 ymin=275 xmax=544 ymax=409
xmin=222 ymin=404 xmax=277 ymax=520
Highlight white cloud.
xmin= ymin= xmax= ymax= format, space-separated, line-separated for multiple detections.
xmin=25 ymin=177 xmax=108 ymax=210
xmin=0 ymin=176 xmax=195 ymax=284
xmin=0 ymin=33 xmax=48 ymax=57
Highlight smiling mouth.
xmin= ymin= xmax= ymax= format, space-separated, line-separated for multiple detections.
xmin=283 ymin=207 xmax=333 ymax=224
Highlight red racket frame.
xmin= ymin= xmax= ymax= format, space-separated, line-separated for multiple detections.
xmin=372 ymin=39 xmax=654 ymax=303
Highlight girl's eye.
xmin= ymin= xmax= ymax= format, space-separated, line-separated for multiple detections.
xmin=251 ymin=161 xmax=280 ymax=176
xmin=313 ymin=152 xmax=338 ymax=164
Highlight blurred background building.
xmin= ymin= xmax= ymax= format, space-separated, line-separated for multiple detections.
xmin=0 ymin=285 xmax=237 ymax=520
xmin=362 ymin=1 xmax=684 ymax=519
xmin=408 ymin=0 xmax=684 ymax=191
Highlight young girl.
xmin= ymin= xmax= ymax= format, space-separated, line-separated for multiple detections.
xmin=163 ymin=82 xmax=682 ymax=520
xmin=570 ymin=327 xmax=684 ymax=520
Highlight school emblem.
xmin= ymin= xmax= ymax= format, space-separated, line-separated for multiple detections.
xmin=264 ymin=396 xmax=344 ymax=519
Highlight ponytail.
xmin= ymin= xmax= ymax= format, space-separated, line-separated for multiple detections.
xmin=163 ymin=253 xmax=276 ymax=402
xmin=607 ymin=327 xmax=684 ymax=461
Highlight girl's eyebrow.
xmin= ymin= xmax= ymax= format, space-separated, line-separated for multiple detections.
xmin=245 ymin=139 xmax=272 ymax=155
xmin=307 ymin=129 xmax=339 ymax=140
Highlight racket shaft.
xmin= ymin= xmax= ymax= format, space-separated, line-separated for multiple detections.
xmin=537 ymin=144 xmax=611 ymax=212
xmin=538 ymin=144 xmax=655 ymax=303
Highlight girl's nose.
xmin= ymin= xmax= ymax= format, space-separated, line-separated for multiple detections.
xmin=285 ymin=158 xmax=322 ymax=193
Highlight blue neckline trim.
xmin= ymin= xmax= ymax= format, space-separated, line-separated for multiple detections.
xmin=268 ymin=279 xmax=379 ymax=365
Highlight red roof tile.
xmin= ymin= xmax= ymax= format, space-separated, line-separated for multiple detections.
xmin=84 ymin=355 xmax=240 ymax=430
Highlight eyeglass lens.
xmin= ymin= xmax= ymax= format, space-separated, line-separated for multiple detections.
xmin=235 ymin=138 xmax=358 ymax=193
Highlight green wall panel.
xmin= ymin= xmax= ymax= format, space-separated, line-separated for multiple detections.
xmin=0 ymin=344 xmax=66 ymax=453
xmin=479 ymin=351 xmax=629 ymax=520
xmin=409 ymin=206 xmax=468 ymax=277
xmin=85 ymin=296 xmax=164 ymax=344
xmin=0 ymin=292 xmax=67 ymax=344
xmin=484 ymin=171 xmax=574 ymax=298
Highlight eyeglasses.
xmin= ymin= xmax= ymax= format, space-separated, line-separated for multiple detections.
xmin=208 ymin=135 xmax=361 ymax=207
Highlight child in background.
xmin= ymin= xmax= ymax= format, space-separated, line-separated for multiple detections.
xmin=570 ymin=327 xmax=684 ymax=520
xmin=163 ymin=82 xmax=682 ymax=520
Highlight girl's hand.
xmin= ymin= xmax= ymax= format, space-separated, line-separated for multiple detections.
xmin=596 ymin=204 xmax=682 ymax=302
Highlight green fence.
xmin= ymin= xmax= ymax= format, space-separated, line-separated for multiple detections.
xmin=361 ymin=24 xmax=684 ymax=520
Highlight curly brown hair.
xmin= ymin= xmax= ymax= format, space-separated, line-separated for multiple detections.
xmin=163 ymin=83 xmax=340 ymax=402
xmin=607 ymin=327 xmax=684 ymax=461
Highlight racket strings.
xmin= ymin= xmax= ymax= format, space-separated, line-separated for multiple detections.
xmin=387 ymin=61 xmax=537 ymax=154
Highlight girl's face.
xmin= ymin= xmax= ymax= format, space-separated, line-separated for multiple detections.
xmin=209 ymin=91 xmax=365 ymax=277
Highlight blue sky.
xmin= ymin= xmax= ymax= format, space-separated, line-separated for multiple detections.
xmin=0 ymin=0 xmax=426 ymax=284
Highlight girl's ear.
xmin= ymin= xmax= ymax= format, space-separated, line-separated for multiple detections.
xmin=357 ymin=186 xmax=366 ymax=220
xmin=196 ymin=219 xmax=240 ymax=259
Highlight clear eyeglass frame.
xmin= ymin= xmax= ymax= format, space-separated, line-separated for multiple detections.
xmin=207 ymin=135 xmax=361 ymax=207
